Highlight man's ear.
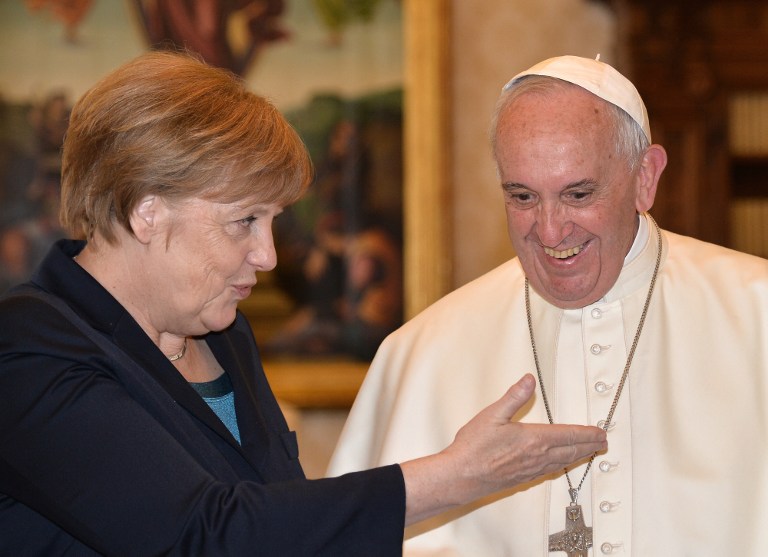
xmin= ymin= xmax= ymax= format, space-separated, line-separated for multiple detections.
xmin=635 ymin=144 xmax=667 ymax=213
xmin=129 ymin=195 xmax=164 ymax=244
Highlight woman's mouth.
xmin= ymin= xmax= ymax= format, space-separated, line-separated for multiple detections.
xmin=233 ymin=284 xmax=255 ymax=298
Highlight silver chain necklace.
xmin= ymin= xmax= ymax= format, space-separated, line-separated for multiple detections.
xmin=525 ymin=215 xmax=662 ymax=557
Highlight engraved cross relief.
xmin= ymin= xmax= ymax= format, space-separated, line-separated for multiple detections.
xmin=549 ymin=503 xmax=593 ymax=557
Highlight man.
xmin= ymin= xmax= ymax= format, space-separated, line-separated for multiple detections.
xmin=328 ymin=55 xmax=768 ymax=555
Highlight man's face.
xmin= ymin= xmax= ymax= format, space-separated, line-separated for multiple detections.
xmin=494 ymin=86 xmax=647 ymax=309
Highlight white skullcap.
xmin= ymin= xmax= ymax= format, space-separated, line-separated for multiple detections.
xmin=502 ymin=55 xmax=651 ymax=143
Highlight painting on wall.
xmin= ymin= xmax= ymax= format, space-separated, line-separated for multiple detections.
xmin=0 ymin=0 xmax=404 ymax=365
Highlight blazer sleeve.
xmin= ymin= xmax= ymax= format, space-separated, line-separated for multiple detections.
xmin=0 ymin=292 xmax=405 ymax=556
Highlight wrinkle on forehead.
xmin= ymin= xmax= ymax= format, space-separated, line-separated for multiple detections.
xmin=495 ymin=92 xmax=624 ymax=189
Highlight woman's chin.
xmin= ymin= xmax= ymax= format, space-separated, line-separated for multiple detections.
xmin=202 ymin=309 xmax=239 ymax=333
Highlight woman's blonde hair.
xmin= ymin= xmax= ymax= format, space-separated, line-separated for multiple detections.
xmin=60 ymin=49 xmax=312 ymax=243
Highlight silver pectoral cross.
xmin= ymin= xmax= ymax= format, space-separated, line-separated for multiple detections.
xmin=548 ymin=503 xmax=593 ymax=557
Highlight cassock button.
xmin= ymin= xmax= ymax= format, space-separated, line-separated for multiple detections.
xmin=591 ymin=308 xmax=603 ymax=319
xmin=601 ymin=542 xmax=623 ymax=554
xmin=598 ymin=460 xmax=618 ymax=472
xmin=590 ymin=344 xmax=611 ymax=355
xmin=594 ymin=381 xmax=613 ymax=393
xmin=597 ymin=419 xmax=616 ymax=430
xmin=599 ymin=500 xmax=620 ymax=513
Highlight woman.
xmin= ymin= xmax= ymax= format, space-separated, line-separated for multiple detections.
xmin=0 ymin=51 xmax=605 ymax=556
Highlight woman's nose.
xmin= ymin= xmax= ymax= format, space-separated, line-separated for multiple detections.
xmin=247 ymin=235 xmax=277 ymax=271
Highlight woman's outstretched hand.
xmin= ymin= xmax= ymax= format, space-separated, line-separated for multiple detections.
xmin=400 ymin=373 xmax=607 ymax=525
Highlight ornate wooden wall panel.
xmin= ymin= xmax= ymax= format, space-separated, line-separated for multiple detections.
xmin=617 ymin=0 xmax=768 ymax=246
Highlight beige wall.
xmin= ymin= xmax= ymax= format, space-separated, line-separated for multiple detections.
xmin=450 ymin=0 xmax=616 ymax=287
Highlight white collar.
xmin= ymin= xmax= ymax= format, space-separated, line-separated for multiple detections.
xmin=624 ymin=212 xmax=649 ymax=266
xmin=600 ymin=212 xmax=663 ymax=304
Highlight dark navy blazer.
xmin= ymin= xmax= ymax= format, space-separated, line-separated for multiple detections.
xmin=0 ymin=239 xmax=405 ymax=556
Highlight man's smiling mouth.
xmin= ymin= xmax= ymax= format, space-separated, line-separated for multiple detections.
xmin=543 ymin=244 xmax=583 ymax=259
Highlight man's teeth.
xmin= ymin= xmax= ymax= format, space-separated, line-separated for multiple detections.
xmin=544 ymin=245 xmax=582 ymax=259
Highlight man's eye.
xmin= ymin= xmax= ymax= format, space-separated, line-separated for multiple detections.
xmin=507 ymin=193 xmax=536 ymax=206
xmin=567 ymin=191 xmax=592 ymax=202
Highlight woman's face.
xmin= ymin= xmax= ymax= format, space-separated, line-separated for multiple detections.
xmin=146 ymin=196 xmax=281 ymax=335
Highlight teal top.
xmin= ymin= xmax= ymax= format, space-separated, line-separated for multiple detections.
xmin=189 ymin=372 xmax=241 ymax=445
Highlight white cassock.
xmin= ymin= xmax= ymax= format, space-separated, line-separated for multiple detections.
xmin=328 ymin=213 xmax=768 ymax=556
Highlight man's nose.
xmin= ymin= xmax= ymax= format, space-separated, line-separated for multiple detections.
xmin=535 ymin=204 xmax=573 ymax=248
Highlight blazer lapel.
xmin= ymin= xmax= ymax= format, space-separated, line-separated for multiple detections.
xmin=206 ymin=321 xmax=275 ymax=473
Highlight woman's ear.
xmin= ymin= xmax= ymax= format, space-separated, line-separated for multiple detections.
xmin=635 ymin=144 xmax=668 ymax=213
xmin=129 ymin=195 xmax=163 ymax=244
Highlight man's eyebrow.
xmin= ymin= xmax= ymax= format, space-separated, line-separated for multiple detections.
xmin=501 ymin=182 xmax=529 ymax=191
xmin=501 ymin=179 xmax=598 ymax=192
xmin=562 ymin=179 xmax=599 ymax=190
